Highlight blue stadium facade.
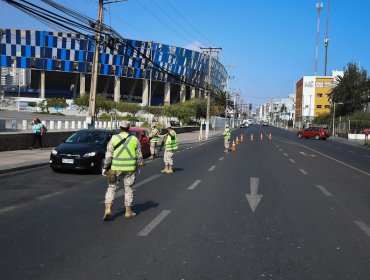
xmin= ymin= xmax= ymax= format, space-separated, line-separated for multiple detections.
xmin=0 ymin=29 xmax=227 ymax=104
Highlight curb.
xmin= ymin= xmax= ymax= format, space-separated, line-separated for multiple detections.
xmin=0 ymin=162 xmax=49 ymax=175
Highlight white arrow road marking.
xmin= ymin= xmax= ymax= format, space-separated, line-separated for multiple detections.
xmin=188 ymin=179 xmax=202 ymax=190
xmin=138 ymin=210 xmax=171 ymax=236
xmin=354 ymin=220 xmax=370 ymax=237
xmin=245 ymin=177 xmax=263 ymax=213
xmin=299 ymin=151 xmax=316 ymax=157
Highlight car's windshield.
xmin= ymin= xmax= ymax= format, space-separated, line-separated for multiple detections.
xmin=129 ymin=131 xmax=140 ymax=138
xmin=66 ymin=131 xmax=108 ymax=144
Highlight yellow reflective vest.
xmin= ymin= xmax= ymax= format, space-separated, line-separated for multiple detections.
xmin=223 ymin=128 xmax=231 ymax=140
xmin=111 ymin=133 xmax=138 ymax=171
xmin=165 ymin=131 xmax=178 ymax=151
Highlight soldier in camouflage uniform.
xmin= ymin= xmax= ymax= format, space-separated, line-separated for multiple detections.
xmin=102 ymin=121 xmax=143 ymax=221
xmin=161 ymin=125 xmax=178 ymax=174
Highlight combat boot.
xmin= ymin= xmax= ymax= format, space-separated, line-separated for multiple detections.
xmin=166 ymin=166 xmax=173 ymax=174
xmin=149 ymin=155 xmax=154 ymax=159
xmin=161 ymin=166 xmax=168 ymax=173
xmin=224 ymin=149 xmax=229 ymax=153
xmin=125 ymin=206 xmax=136 ymax=218
xmin=103 ymin=203 xmax=112 ymax=221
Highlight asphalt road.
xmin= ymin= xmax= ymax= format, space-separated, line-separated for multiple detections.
xmin=1 ymin=125 xmax=370 ymax=280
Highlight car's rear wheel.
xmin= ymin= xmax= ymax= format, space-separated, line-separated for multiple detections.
xmin=315 ymin=135 xmax=320 ymax=140
xmin=298 ymin=133 xmax=303 ymax=139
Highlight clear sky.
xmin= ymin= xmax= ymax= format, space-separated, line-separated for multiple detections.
xmin=1 ymin=0 xmax=369 ymax=109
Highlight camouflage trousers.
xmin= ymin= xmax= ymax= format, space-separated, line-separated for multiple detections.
xmin=224 ymin=138 xmax=230 ymax=150
xmin=104 ymin=171 xmax=136 ymax=206
xmin=150 ymin=142 xmax=158 ymax=156
xmin=164 ymin=150 xmax=174 ymax=166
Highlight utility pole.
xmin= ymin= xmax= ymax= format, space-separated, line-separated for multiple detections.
xmin=0 ymin=29 xmax=5 ymax=99
xmin=87 ymin=0 xmax=104 ymax=129
xmin=314 ymin=2 xmax=323 ymax=76
xmin=324 ymin=0 xmax=330 ymax=76
xmin=200 ymin=47 xmax=222 ymax=139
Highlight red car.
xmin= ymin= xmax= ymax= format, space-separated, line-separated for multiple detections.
xmin=129 ymin=127 xmax=151 ymax=157
xmin=297 ymin=127 xmax=330 ymax=140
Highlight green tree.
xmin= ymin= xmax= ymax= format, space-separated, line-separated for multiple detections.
xmin=329 ymin=62 xmax=370 ymax=116
xmin=212 ymin=91 xmax=234 ymax=117
xmin=46 ymin=98 xmax=67 ymax=108
xmin=116 ymin=102 xmax=141 ymax=116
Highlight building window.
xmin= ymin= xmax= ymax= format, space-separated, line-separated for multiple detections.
xmin=316 ymin=105 xmax=322 ymax=109
xmin=317 ymin=93 xmax=323 ymax=97
xmin=325 ymin=105 xmax=330 ymax=109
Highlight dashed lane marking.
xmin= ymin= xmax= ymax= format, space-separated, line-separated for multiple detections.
xmin=336 ymin=147 xmax=342 ymax=150
xmin=37 ymin=192 xmax=61 ymax=200
xmin=219 ymin=157 xmax=224 ymax=161
xmin=283 ymin=153 xmax=288 ymax=157
xmin=0 ymin=205 xmax=18 ymax=214
xmin=316 ymin=185 xmax=333 ymax=197
xmin=289 ymin=159 xmax=295 ymax=163
xmin=138 ymin=210 xmax=171 ymax=237
xmin=299 ymin=169 xmax=308 ymax=175
xmin=100 ymin=174 xmax=161 ymax=204
xmin=208 ymin=165 xmax=216 ymax=172
xmin=188 ymin=180 xmax=202 ymax=190
xmin=354 ymin=220 xmax=370 ymax=237
xmin=348 ymin=150 xmax=354 ymax=153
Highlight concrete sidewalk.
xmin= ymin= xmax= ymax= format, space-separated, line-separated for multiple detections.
xmin=0 ymin=129 xmax=223 ymax=174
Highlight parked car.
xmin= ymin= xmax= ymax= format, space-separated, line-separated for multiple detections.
xmin=262 ymin=122 xmax=269 ymax=127
xmin=50 ymin=128 xmax=151 ymax=173
xmin=240 ymin=122 xmax=248 ymax=128
xmin=297 ymin=127 xmax=330 ymax=140
xmin=50 ymin=129 xmax=118 ymax=173
xmin=128 ymin=127 xmax=151 ymax=157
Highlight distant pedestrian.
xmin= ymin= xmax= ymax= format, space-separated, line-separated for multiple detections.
xmin=30 ymin=118 xmax=43 ymax=150
xmin=149 ymin=123 xmax=160 ymax=159
xmin=365 ymin=127 xmax=369 ymax=140
xmin=222 ymin=124 xmax=231 ymax=152
xmin=102 ymin=121 xmax=143 ymax=221
xmin=161 ymin=125 xmax=178 ymax=174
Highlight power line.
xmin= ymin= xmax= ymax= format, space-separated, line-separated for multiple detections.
xmin=165 ymin=0 xmax=215 ymax=47
xmin=134 ymin=0 xmax=195 ymax=45
xmin=149 ymin=0 xmax=202 ymax=47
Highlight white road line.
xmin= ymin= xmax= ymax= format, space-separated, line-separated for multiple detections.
xmin=283 ymin=153 xmax=288 ymax=157
xmin=289 ymin=159 xmax=295 ymax=163
xmin=297 ymin=144 xmax=370 ymax=177
xmin=0 ymin=205 xmax=18 ymax=214
xmin=348 ymin=150 xmax=354 ymax=153
xmin=336 ymin=147 xmax=342 ymax=150
xmin=188 ymin=179 xmax=202 ymax=190
xmin=354 ymin=220 xmax=370 ymax=237
xmin=279 ymin=148 xmax=283 ymax=152
xmin=100 ymin=174 xmax=161 ymax=204
xmin=208 ymin=165 xmax=216 ymax=171
xmin=219 ymin=157 xmax=224 ymax=161
xmin=138 ymin=210 xmax=171 ymax=237
xmin=299 ymin=169 xmax=308 ymax=175
xmin=316 ymin=185 xmax=333 ymax=197
xmin=37 ymin=192 xmax=61 ymax=200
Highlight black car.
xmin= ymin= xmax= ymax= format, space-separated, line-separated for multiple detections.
xmin=50 ymin=129 xmax=118 ymax=172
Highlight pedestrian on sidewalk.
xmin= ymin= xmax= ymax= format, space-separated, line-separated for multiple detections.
xmin=30 ymin=118 xmax=43 ymax=150
xmin=222 ymin=124 xmax=231 ymax=152
xmin=149 ymin=123 xmax=160 ymax=159
xmin=364 ymin=127 xmax=369 ymax=141
xmin=101 ymin=121 xmax=144 ymax=221
xmin=161 ymin=125 xmax=178 ymax=174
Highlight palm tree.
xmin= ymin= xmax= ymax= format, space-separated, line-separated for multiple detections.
xmin=212 ymin=91 xmax=234 ymax=117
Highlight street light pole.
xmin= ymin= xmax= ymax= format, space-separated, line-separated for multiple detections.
xmin=332 ymin=101 xmax=343 ymax=137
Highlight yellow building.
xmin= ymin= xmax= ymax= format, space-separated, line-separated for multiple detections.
xmin=295 ymin=72 xmax=343 ymax=128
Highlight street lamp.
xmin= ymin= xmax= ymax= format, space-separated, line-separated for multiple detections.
xmin=332 ymin=102 xmax=343 ymax=137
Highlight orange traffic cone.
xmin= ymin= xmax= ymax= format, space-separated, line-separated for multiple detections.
xmin=251 ymin=134 xmax=254 ymax=141
xmin=236 ymin=136 xmax=239 ymax=145
xmin=269 ymin=133 xmax=272 ymax=140
xmin=260 ymin=133 xmax=263 ymax=141
xmin=232 ymin=140 xmax=236 ymax=151
xmin=241 ymin=134 xmax=244 ymax=142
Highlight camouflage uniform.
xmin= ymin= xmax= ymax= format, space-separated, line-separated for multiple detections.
xmin=103 ymin=134 xmax=143 ymax=207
